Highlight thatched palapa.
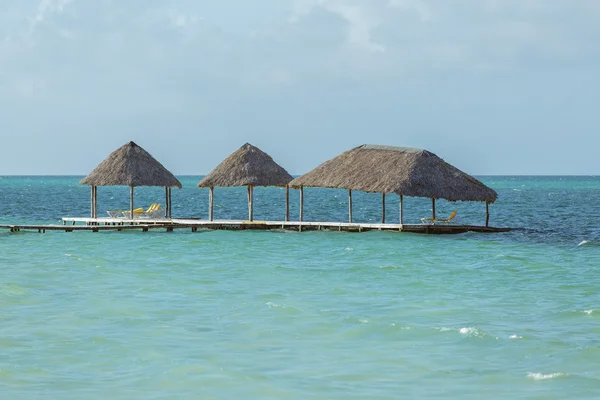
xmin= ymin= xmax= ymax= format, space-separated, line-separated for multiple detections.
xmin=198 ymin=143 xmax=293 ymax=221
xmin=80 ymin=141 xmax=182 ymax=188
xmin=289 ymin=144 xmax=498 ymax=226
xmin=290 ymin=144 xmax=496 ymax=202
xmin=80 ymin=141 xmax=181 ymax=219
xmin=198 ymin=143 xmax=292 ymax=188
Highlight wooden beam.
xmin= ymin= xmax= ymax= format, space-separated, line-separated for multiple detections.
xmin=248 ymin=185 xmax=254 ymax=222
xmin=399 ymin=194 xmax=403 ymax=224
xmin=486 ymin=201 xmax=490 ymax=227
xmin=165 ymin=187 xmax=169 ymax=218
xmin=90 ymin=186 xmax=94 ymax=218
xmin=285 ymin=185 xmax=289 ymax=222
xmin=299 ymin=186 xmax=304 ymax=222
xmin=348 ymin=189 xmax=353 ymax=223
xmin=381 ymin=192 xmax=386 ymax=224
xmin=168 ymin=187 xmax=172 ymax=218
xmin=130 ymin=186 xmax=134 ymax=220
xmin=209 ymin=187 xmax=214 ymax=221
xmin=432 ymin=198 xmax=436 ymax=220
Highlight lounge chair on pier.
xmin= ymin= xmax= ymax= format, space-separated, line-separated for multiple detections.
xmin=421 ymin=210 xmax=457 ymax=225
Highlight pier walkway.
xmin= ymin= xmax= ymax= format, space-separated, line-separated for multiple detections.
xmin=0 ymin=217 xmax=511 ymax=234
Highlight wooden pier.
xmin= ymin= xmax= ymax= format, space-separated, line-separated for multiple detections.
xmin=0 ymin=217 xmax=511 ymax=234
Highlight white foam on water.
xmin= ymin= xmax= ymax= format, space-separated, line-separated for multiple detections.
xmin=577 ymin=240 xmax=588 ymax=247
xmin=509 ymin=334 xmax=522 ymax=339
xmin=345 ymin=247 xmax=353 ymax=251
xmin=358 ymin=318 xmax=370 ymax=324
xmin=527 ymin=372 xmax=565 ymax=381
xmin=460 ymin=327 xmax=475 ymax=335
xmin=583 ymin=309 xmax=593 ymax=315
xmin=265 ymin=302 xmax=283 ymax=308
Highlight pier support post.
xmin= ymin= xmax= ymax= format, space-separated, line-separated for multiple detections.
xmin=165 ymin=187 xmax=169 ymax=219
xmin=248 ymin=185 xmax=254 ymax=222
xmin=382 ymin=192 xmax=386 ymax=224
xmin=348 ymin=189 xmax=353 ymax=223
xmin=485 ymin=201 xmax=490 ymax=227
xmin=168 ymin=187 xmax=172 ymax=218
xmin=285 ymin=185 xmax=289 ymax=222
xmin=209 ymin=187 xmax=214 ymax=221
xmin=90 ymin=186 xmax=97 ymax=219
xmin=129 ymin=185 xmax=134 ymax=222
xmin=432 ymin=198 xmax=436 ymax=221
xmin=299 ymin=186 xmax=304 ymax=222
xmin=399 ymin=194 xmax=404 ymax=225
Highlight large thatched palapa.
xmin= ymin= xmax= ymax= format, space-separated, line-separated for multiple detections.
xmin=80 ymin=141 xmax=181 ymax=219
xmin=289 ymin=144 xmax=498 ymax=226
xmin=198 ymin=143 xmax=293 ymax=221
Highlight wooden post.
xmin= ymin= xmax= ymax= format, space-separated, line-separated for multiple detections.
xmin=129 ymin=186 xmax=134 ymax=220
xmin=94 ymin=186 xmax=98 ymax=218
xmin=285 ymin=185 xmax=290 ymax=222
xmin=248 ymin=185 xmax=254 ymax=221
xmin=169 ymin=187 xmax=172 ymax=218
xmin=90 ymin=186 xmax=94 ymax=218
xmin=209 ymin=187 xmax=214 ymax=221
xmin=381 ymin=192 xmax=386 ymax=224
xmin=432 ymin=198 xmax=436 ymax=221
xmin=299 ymin=186 xmax=304 ymax=222
xmin=399 ymin=194 xmax=403 ymax=224
xmin=165 ymin=187 xmax=169 ymax=219
xmin=485 ymin=201 xmax=490 ymax=227
xmin=348 ymin=189 xmax=353 ymax=223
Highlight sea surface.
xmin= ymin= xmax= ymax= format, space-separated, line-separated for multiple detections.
xmin=1 ymin=176 xmax=600 ymax=399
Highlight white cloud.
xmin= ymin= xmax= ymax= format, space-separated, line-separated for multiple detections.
xmin=30 ymin=0 xmax=74 ymax=33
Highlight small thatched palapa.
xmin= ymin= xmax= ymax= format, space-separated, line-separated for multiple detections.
xmin=80 ymin=141 xmax=182 ymax=188
xmin=198 ymin=143 xmax=293 ymax=222
xmin=289 ymin=144 xmax=497 ymax=202
xmin=198 ymin=143 xmax=292 ymax=188
xmin=80 ymin=141 xmax=181 ymax=219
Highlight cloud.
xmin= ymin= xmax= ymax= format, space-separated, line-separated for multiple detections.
xmin=1 ymin=0 xmax=599 ymax=105
xmin=30 ymin=0 xmax=74 ymax=33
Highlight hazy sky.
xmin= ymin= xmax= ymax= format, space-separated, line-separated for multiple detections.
xmin=1 ymin=0 xmax=599 ymax=175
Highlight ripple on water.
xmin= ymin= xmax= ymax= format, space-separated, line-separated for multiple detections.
xmin=527 ymin=372 xmax=567 ymax=381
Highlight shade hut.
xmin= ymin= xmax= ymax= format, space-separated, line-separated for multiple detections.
xmin=197 ymin=143 xmax=293 ymax=221
xmin=289 ymin=144 xmax=498 ymax=226
xmin=80 ymin=141 xmax=182 ymax=219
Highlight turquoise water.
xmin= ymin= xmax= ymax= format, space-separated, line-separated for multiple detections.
xmin=1 ymin=176 xmax=600 ymax=399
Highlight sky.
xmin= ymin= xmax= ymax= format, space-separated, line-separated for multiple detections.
xmin=1 ymin=0 xmax=599 ymax=175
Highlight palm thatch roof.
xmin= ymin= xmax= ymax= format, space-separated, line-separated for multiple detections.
xmin=80 ymin=141 xmax=182 ymax=188
xmin=289 ymin=144 xmax=497 ymax=202
xmin=198 ymin=143 xmax=293 ymax=187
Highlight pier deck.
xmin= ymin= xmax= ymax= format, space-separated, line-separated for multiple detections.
xmin=0 ymin=217 xmax=511 ymax=234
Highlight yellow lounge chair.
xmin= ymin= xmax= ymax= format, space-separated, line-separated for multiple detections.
xmin=421 ymin=210 xmax=457 ymax=225
xmin=135 ymin=203 xmax=158 ymax=218
xmin=121 ymin=207 xmax=145 ymax=219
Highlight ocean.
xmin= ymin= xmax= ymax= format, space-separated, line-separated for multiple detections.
xmin=1 ymin=176 xmax=599 ymax=399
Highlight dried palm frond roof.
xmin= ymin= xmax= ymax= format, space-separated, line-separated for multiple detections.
xmin=289 ymin=144 xmax=497 ymax=202
xmin=198 ymin=143 xmax=293 ymax=187
xmin=80 ymin=141 xmax=182 ymax=188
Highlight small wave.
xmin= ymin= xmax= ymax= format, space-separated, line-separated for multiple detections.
xmin=527 ymin=372 xmax=565 ymax=381
xmin=509 ymin=334 xmax=522 ymax=339
xmin=459 ymin=327 xmax=476 ymax=335
xmin=345 ymin=247 xmax=353 ymax=251
xmin=577 ymin=241 xmax=588 ymax=247
xmin=583 ymin=310 xmax=593 ymax=315
xmin=437 ymin=327 xmax=483 ymax=337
